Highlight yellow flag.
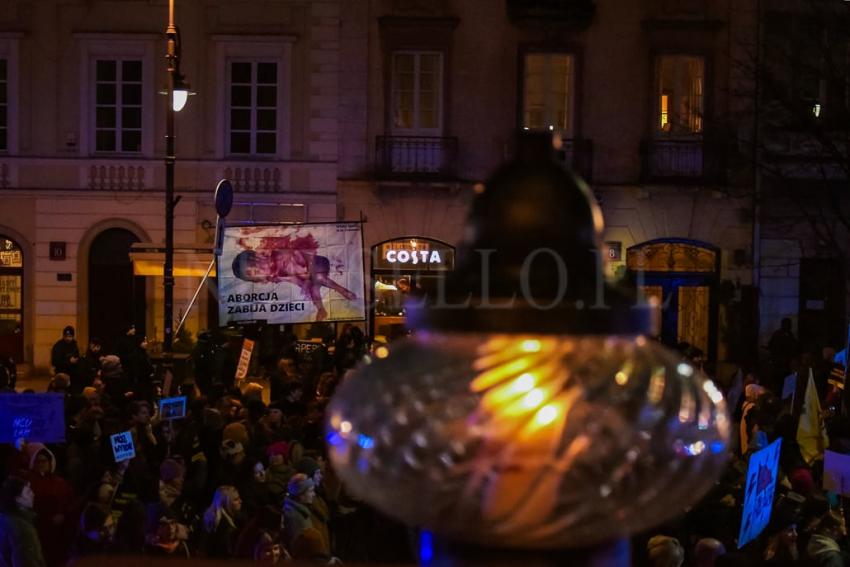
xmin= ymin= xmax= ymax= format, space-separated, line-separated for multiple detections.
xmin=797 ymin=368 xmax=829 ymax=464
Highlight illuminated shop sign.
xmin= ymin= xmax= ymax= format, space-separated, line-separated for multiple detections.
xmin=372 ymin=238 xmax=455 ymax=272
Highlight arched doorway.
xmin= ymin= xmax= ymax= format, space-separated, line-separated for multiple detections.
xmin=88 ymin=228 xmax=146 ymax=353
xmin=627 ymin=239 xmax=720 ymax=361
xmin=0 ymin=236 xmax=24 ymax=361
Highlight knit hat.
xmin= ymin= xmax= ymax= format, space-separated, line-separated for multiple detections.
xmin=82 ymin=386 xmax=98 ymax=398
xmin=100 ymin=355 xmax=122 ymax=377
xmin=287 ymin=473 xmax=315 ymax=498
xmin=159 ymin=458 xmax=186 ymax=483
xmin=647 ymin=535 xmax=684 ymax=567
xmin=294 ymin=457 xmax=320 ymax=478
xmin=266 ymin=442 xmax=290 ymax=458
xmin=222 ymin=422 xmax=250 ymax=447
xmin=63 ymin=325 xmax=75 ymax=337
xmin=243 ymin=382 xmax=264 ymax=400
xmin=790 ymin=467 xmax=815 ymax=496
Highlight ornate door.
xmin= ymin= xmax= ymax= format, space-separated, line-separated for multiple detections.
xmin=628 ymin=239 xmax=719 ymax=360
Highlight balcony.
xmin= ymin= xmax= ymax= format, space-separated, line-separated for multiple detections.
xmin=375 ymin=136 xmax=459 ymax=181
xmin=507 ymin=0 xmax=596 ymax=26
xmin=555 ymin=138 xmax=593 ymax=182
xmin=642 ymin=138 xmax=725 ymax=183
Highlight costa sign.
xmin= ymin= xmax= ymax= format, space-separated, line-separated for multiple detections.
xmin=385 ymin=249 xmax=443 ymax=265
xmin=372 ymin=237 xmax=456 ymax=272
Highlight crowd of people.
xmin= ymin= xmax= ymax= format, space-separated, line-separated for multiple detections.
xmin=5 ymin=316 xmax=850 ymax=566
xmin=637 ymin=319 xmax=850 ymax=566
xmin=0 ymin=322 xmax=416 ymax=566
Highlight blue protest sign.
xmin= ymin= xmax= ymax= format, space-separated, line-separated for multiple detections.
xmin=738 ymin=437 xmax=782 ymax=548
xmin=159 ymin=396 xmax=187 ymax=420
xmin=0 ymin=393 xmax=65 ymax=443
xmin=110 ymin=430 xmax=136 ymax=462
xmin=782 ymin=373 xmax=797 ymax=400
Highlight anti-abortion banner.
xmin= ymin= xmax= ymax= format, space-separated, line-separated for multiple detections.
xmin=824 ymin=450 xmax=850 ymax=496
xmin=219 ymin=223 xmax=365 ymax=325
xmin=235 ymin=338 xmax=255 ymax=383
xmin=159 ymin=396 xmax=187 ymax=421
xmin=0 ymin=393 xmax=65 ymax=443
xmin=110 ymin=431 xmax=136 ymax=462
xmin=738 ymin=437 xmax=782 ymax=548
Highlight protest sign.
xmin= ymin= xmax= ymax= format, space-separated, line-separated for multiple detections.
xmin=781 ymin=373 xmax=797 ymax=400
xmin=738 ymin=437 xmax=782 ymax=548
xmin=0 ymin=393 xmax=65 ymax=443
xmin=235 ymin=338 xmax=255 ymax=383
xmin=824 ymin=450 xmax=850 ymax=496
xmin=159 ymin=396 xmax=187 ymax=420
xmin=110 ymin=431 xmax=136 ymax=462
xmin=218 ymin=223 xmax=366 ymax=325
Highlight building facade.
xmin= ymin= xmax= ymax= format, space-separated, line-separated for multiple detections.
xmin=0 ymin=0 xmax=342 ymax=371
xmin=7 ymin=0 xmax=831 ymax=376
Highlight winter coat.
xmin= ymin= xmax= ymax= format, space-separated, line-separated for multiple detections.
xmin=266 ymin=464 xmax=295 ymax=506
xmin=50 ymin=339 xmax=79 ymax=376
xmin=202 ymin=512 xmax=239 ymax=558
xmin=0 ymin=507 xmax=47 ymax=567
xmin=24 ymin=444 xmax=75 ymax=567
xmin=282 ymin=497 xmax=314 ymax=550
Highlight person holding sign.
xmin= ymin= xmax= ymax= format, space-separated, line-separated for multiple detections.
xmin=0 ymin=474 xmax=46 ymax=567
xmin=232 ymin=234 xmax=356 ymax=322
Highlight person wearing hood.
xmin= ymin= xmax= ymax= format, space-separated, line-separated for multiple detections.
xmin=24 ymin=444 xmax=75 ymax=567
xmin=0 ymin=474 xmax=46 ymax=567
xmin=100 ymin=355 xmax=132 ymax=406
xmin=75 ymin=337 xmax=103 ymax=395
xmin=807 ymin=510 xmax=849 ymax=567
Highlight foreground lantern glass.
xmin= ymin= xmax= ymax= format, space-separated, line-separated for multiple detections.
xmin=327 ymin=133 xmax=730 ymax=552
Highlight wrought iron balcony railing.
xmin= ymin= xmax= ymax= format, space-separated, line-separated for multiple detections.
xmin=642 ymin=138 xmax=725 ymax=183
xmin=375 ymin=136 xmax=459 ymax=181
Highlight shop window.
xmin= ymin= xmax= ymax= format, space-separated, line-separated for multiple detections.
xmin=391 ymin=52 xmax=443 ymax=133
xmin=655 ymin=55 xmax=704 ymax=136
xmin=228 ymin=60 xmax=279 ymax=155
xmin=522 ymin=53 xmax=575 ymax=135
xmin=0 ymin=237 xmax=23 ymax=362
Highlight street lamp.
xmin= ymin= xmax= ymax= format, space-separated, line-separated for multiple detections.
xmin=326 ymin=133 xmax=730 ymax=564
xmin=163 ymin=0 xmax=189 ymax=354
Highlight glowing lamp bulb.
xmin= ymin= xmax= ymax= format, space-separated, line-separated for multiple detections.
xmin=172 ymin=88 xmax=189 ymax=112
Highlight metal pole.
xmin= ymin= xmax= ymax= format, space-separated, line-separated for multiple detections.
xmin=164 ymin=0 xmax=177 ymax=354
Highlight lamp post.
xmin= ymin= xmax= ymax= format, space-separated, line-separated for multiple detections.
xmin=163 ymin=0 xmax=189 ymax=354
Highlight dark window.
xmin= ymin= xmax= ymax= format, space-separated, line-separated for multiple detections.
xmin=95 ymin=58 xmax=143 ymax=153
xmin=229 ymin=61 xmax=278 ymax=155
xmin=0 ymin=58 xmax=7 ymax=151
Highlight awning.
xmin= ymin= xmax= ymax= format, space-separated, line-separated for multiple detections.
xmin=129 ymin=243 xmax=216 ymax=277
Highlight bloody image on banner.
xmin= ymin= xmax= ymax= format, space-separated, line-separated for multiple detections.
xmin=218 ymin=223 xmax=366 ymax=325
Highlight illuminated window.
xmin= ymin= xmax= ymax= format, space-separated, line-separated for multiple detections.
xmin=228 ymin=61 xmax=278 ymax=155
xmin=94 ymin=59 xmax=143 ymax=152
xmin=655 ymin=55 xmax=704 ymax=136
xmin=522 ymin=53 xmax=574 ymax=134
xmin=391 ymin=52 xmax=443 ymax=132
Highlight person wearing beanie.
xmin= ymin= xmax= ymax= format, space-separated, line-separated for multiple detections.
xmin=282 ymin=473 xmax=318 ymax=551
xmin=647 ymin=535 xmax=684 ymax=567
xmin=0 ymin=474 xmax=46 ymax=567
xmin=100 ymin=354 xmax=132 ymax=404
xmin=294 ymin=457 xmax=331 ymax=556
xmin=25 ymin=443 xmax=75 ymax=567
xmin=262 ymin=402 xmax=290 ymax=443
xmin=51 ymin=325 xmax=80 ymax=384
xmin=266 ymin=442 xmax=294 ymax=506
xmin=144 ymin=458 xmax=192 ymax=558
xmin=211 ymin=439 xmax=253 ymax=501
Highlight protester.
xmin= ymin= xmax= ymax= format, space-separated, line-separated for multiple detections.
xmin=202 ymin=485 xmax=243 ymax=558
xmin=0 ymin=474 xmax=46 ymax=567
